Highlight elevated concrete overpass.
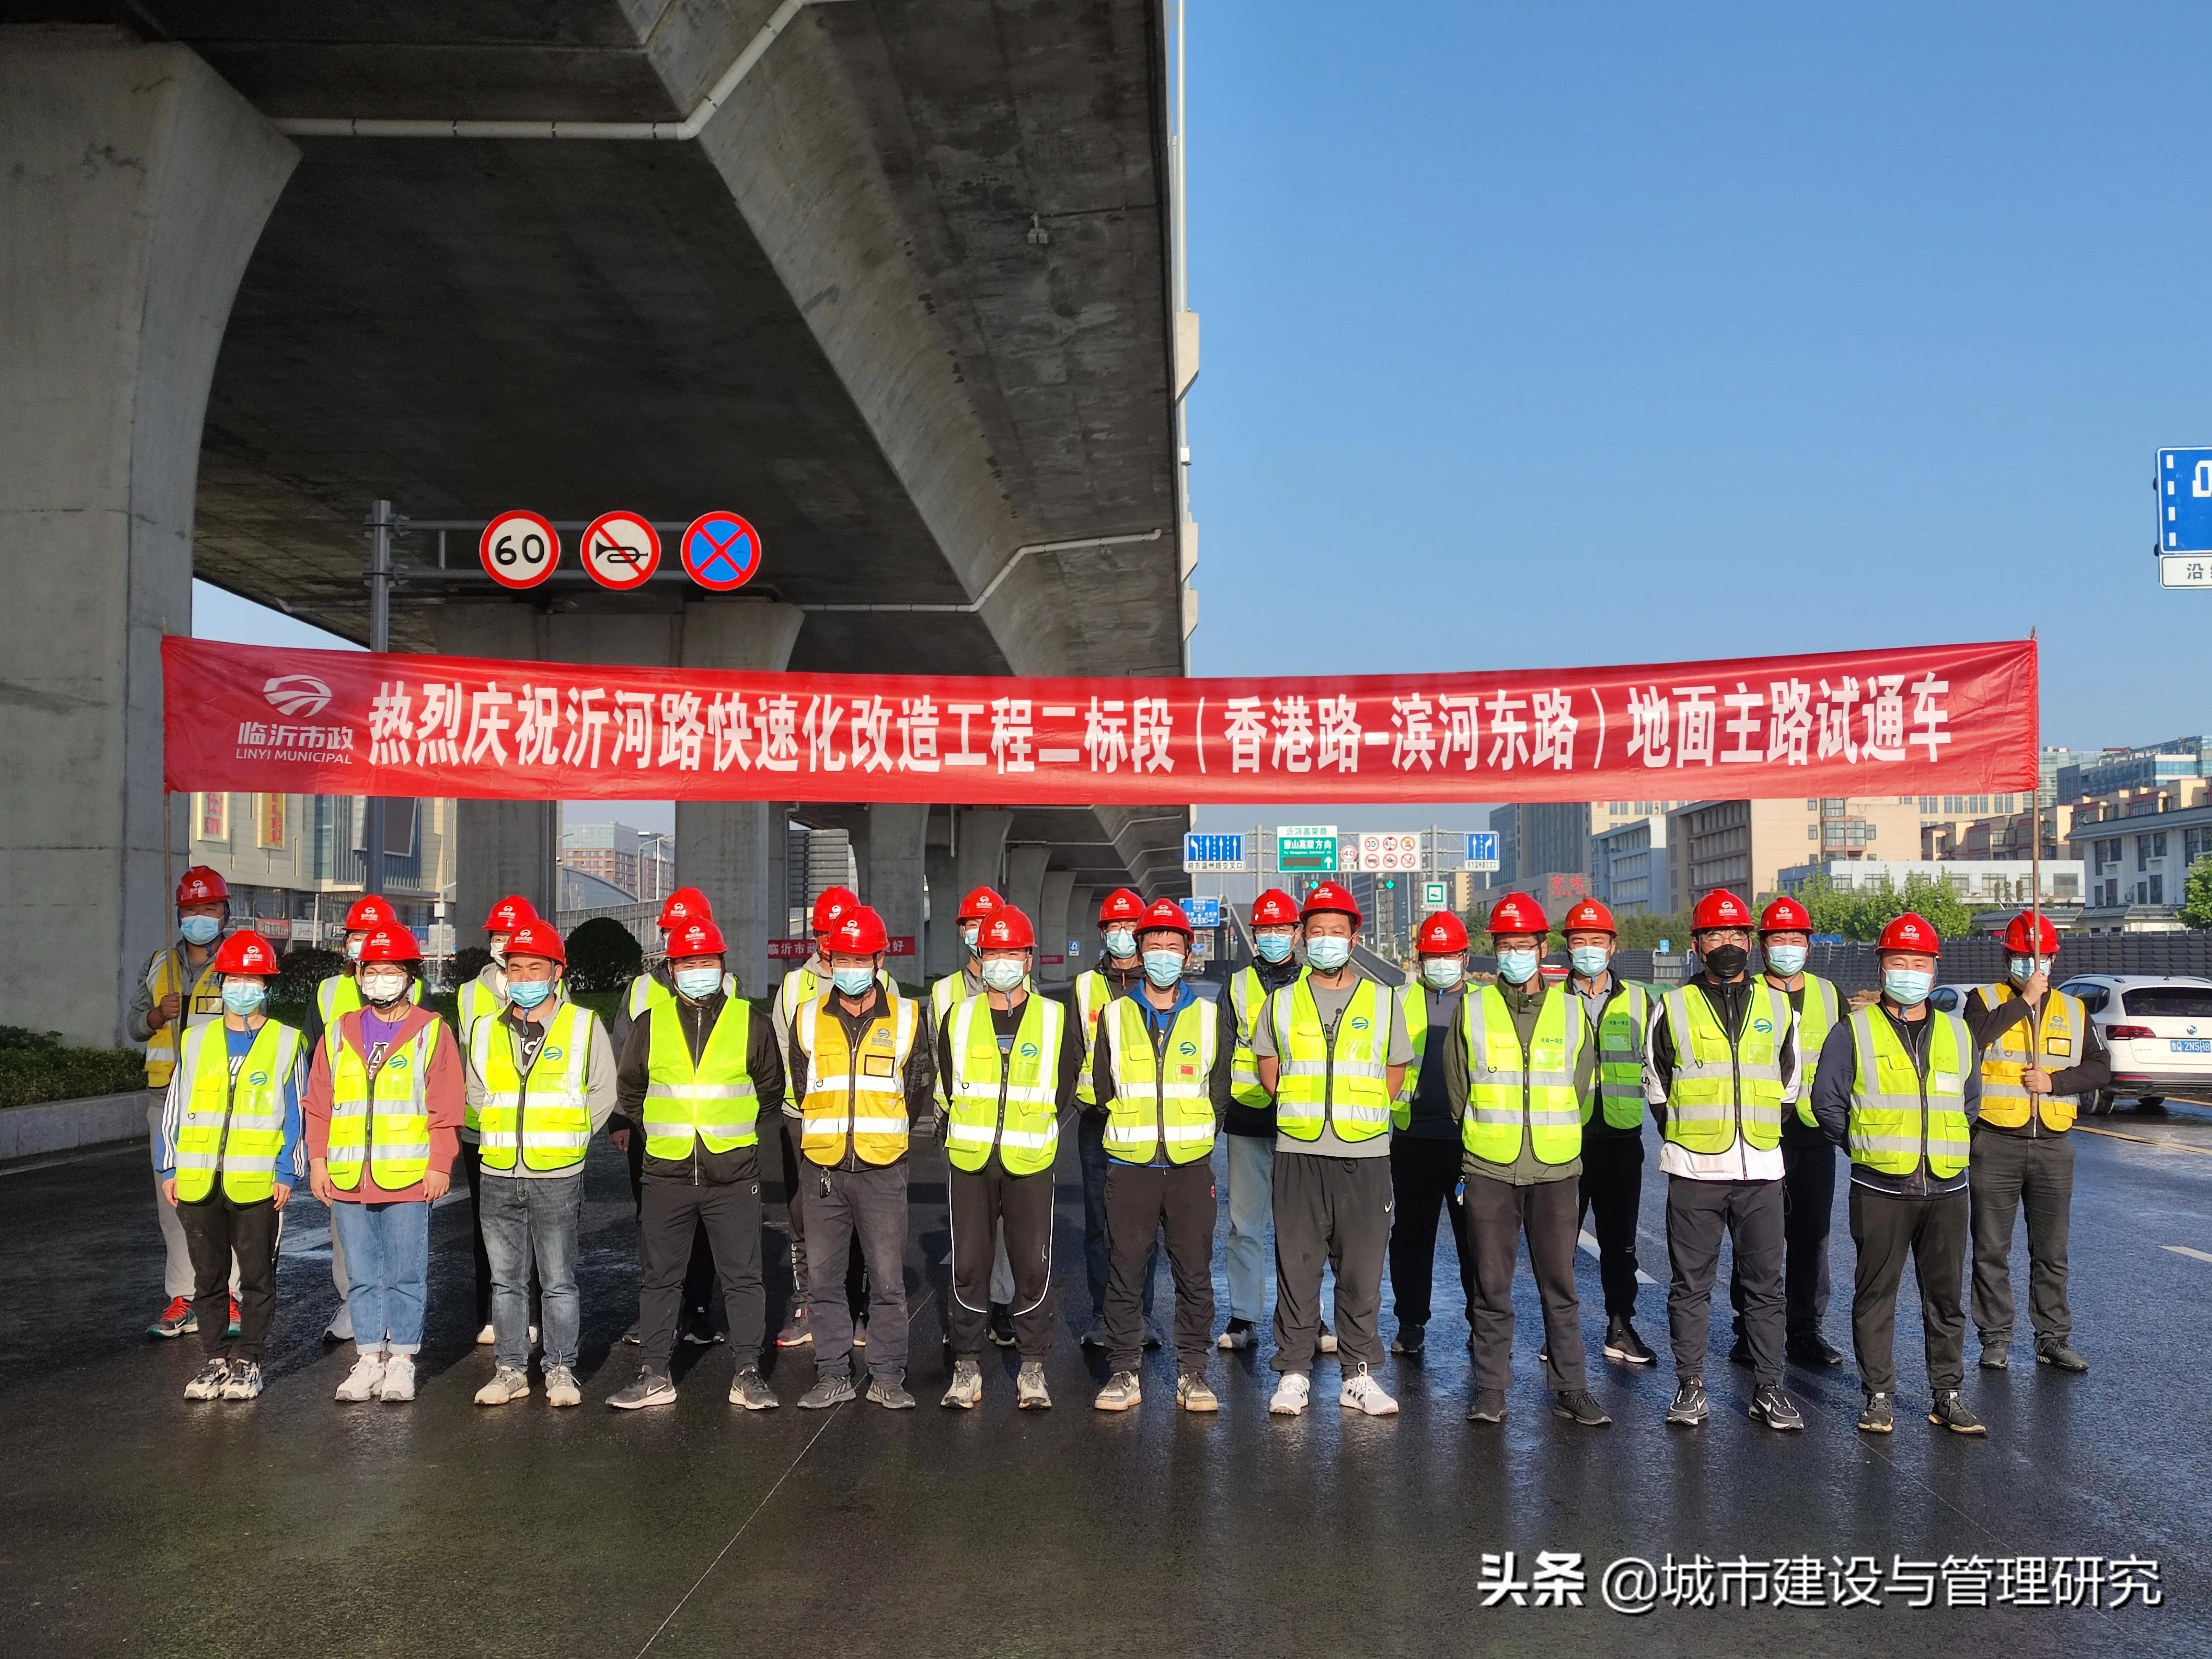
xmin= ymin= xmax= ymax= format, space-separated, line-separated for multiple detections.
xmin=0 ymin=2 xmax=1197 ymax=1042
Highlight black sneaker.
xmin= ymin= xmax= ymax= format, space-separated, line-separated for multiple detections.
xmin=2036 ymin=1340 xmax=2089 ymax=1373
xmin=1216 ymin=1318 xmax=1258 ymax=1351
xmin=867 ymin=1374 xmax=917 ymax=1410
xmin=1857 ymin=1391 xmax=1894 ymax=1434
xmin=1979 ymin=1344 xmax=2010 ymax=1371
xmin=797 ymin=1372 xmax=857 ymax=1410
xmin=1928 ymin=1390 xmax=1986 ymax=1435
xmin=1787 ymin=1333 xmax=1843 ymax=1368
xmin=988 ymin=1303 xmax=1017 ymax=1347
xmin=1665 ymin=1379 xmax=1709 ymax=1426
xmin=608 ymin=1370 xmax=678 ymax=1410
xmin=1727 ymin=1337 xmax=1753 ymax=1368
xmin=1390 ymin=1324 xmax=1426 ymax=1357
xmin=620 ymin=1321 xmax=643 ymax=1347
xmin=1465 ymin=1388 xmax=1508 ymax=1423
xmin=775 ymin=1307 xmax=812 ymax=1348
xmin=1553 ymin=1389 xmax=1612 ymax=1427
xmin=1602 ymin=1318 xmax=1655 ymax=1365
xmin=1750 ymin=1385 xmax=1805 ymax=1431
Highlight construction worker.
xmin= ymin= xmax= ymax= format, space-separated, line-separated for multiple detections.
xmin=1450 ymin=894 xmax=1610 ymax=1428
xmin=1643 ymin=889 xmax=1805 ymax=1432
xmin=1252 ymin=880 xmax=1409 ymax=1419
xmin=1088 ymin=898 xmax=1231 ymax=1414
xmin=930 ymin=884 xmax=1020 ymax=1347
xmin=769 ymin=885 xmax=872 ymax=1352
xmin=787 ymin=905 xmax=935 ymax=1410
xmin=305 ymin=925 xmax=464 ymax=1404
xmin=1809 ymin=912 xmax=1986 ymax=1435
xmin=1384 ymin=910 xmax=1476 ymax=1360
xmin=606 ymin=916 xmax=786 ymax=1411
xmin=464 ymin=921 xmax=616 ymax=1409
xmin=155 ymin=930 xmax=304 ymax=1403
xmin=937 ymin=905 xmax=1085 ymax=1410
xmin=1559 ymin=897 xmax=1657 ymax=1368
xmin=1072 ymin=888 xmax=1156 ymax=1348
xmin=453 ymin=893 xmax=538 ymax=1347
xmin=1722 ymin=896 xmax=1846 ymax=1369
xmin=1213 ymin=888 xmax=1304 ymax=1354
xmin=130 ymin=865 xmax=237 ymax=1339
xmin=1966 ymin=910 xmax=2104 ymax=1374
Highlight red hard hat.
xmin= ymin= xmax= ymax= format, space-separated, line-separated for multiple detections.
xmin=176 ymin=866 xmax=229 ymax=905
xmin=1300 ymin=881 xmax=1362 ymax=926
xmin=1486 ymin=891 xmax=1549 ymax=938
xmin=2000 ymin=910 xmax=2059 ymax=955
xmin=1137 ymin=897 xmax=1194 ymax=939
xmin=1759 ymin=896 xmax=1813 ymax=935
xmin=826 ymin=905 xmax=890 ymax=956
xmin=979 ymin=907 xmax=1036 ymax=950
xmin=1251 ymin=888 xmax=1300 ymax=928
xmin=666 ymin=917 xmax=726 ymax=959
xmin=1561 ymin=899 xmax=1616 ymax=935
xmin=811 ymin=885 xmax=860 ymax=935
xmin=1691 ymin=889 xmax=1754 ymax=931
xmin=344 ymin=895 xmax=399 ymax=933
xmin=658 ymin=887 xmax=713 ymax=931
xmin=1417 ymin=911 xmax=1470 ymax=954
xmin=503 ymin=920 xmax=566 ymax=965
xmin=212 ymin=931 xmax=279 ymax=976
xmin=1877 ymin=912 xmax=1942 ymax=954
xmin=483 ymin=894 xmax=536 ymax=933
xmin=356 ymin=926 xmax=422 ymax=965
xmin=1097 ymin=888 xmax=1146 ymax=927
xmin=958 ymin=886 xmax=1004 ymax=923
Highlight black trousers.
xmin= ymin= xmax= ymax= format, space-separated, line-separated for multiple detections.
xmin=637 ymin=1174 xmax=765 ymax=1374
xmin=621 ymin=1120 xmax=723 ymax=1331
xmin=177 ymin=1194 xmax=279 ymax=1361
xmin=1850 ymin=1184 xmax=1968 ymax=1394
xmin=1969 ymin=1129 xmax=2075 ymax=1346
xmin=784 ymin=1116 xmax=865 ymax=1318
xmin=1271 ymin=1153 xmax=1391 ymax=1374
xmin=948 ymin=1161 xmax=1054 ymax=1358
xmin=1387 ymin=1135 xmax=1471 ymax=1330
xmin=1465 ymin=1173 xmax=1586 ymax=1392
xmin=1727 ymin=1121 xmax=1836 ymax=1344
xmin=1104 ymin=1160 xmax=1216 ymax=1374
xmin=1665 ymin=1176 xmax=1785 ymax=1387
xmin=1576 ymin=1131 xmax=1646 ymax=1321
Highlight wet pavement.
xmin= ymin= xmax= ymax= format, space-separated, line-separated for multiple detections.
xmin=2 ymin=1105 xmax=2206 ymax=1657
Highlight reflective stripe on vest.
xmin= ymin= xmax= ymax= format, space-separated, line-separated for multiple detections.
xmin=456 ymin=975 xmax=504 ymax=1134
xmin=1073 ymin=970 xmax=1111 ymax=1107
xmin=1847 ymin=1006 xmax=1971 ymax=1177
xmin=143 ymin=949 xmax=223 ymax=1088
xmin=930 ymin=972 xmax=978 ymax=1110
xmin=1269 ymin=976 xmax=1392 ymax=1143
xmin=797 ymin=991 xmax=917 ymax=1166
xmin=1660 ymin=982 xmax=1790 ymax=1154
xmin=1100 ymin=994 xmax=1218 ymax=1164
xmin=643 ymin=996 xmax=760 ymax=1159
xmin=945 ymin=992 xmax=1066 ymax=1176
xmin=1784 ymin=975 xmax=1842 ymax=1127
xmin=318 ymin=971 xmax=422 ymax=1029
xmin=1391 ymin=981 xmax=1433 ymax=1130
xmin=1973 ymin=984 xmax=2080 ymax=1133
xmin=1586 ymin=980 xmax=1653 ymax=1131
xmin=1229 ymin=967 xmax=1274 ymax=1109
xmin=471 ymin=1002 xmax=597 ymax=1172
xmin=173 ymin=1020 xmax=299 ymax=1204
xmin=1460 ymin=983 xmax=1586 ymax=1165
xmin=324 ymin=1018 xmax=441 ymax=1192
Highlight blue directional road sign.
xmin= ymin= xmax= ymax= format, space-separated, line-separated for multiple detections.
xmin=2157 ymin=449 xmax=2212 ymax=553
xmin=1465 ymin=831 xmax=1500 ymax=873
xmin=1183 ymin=895 xmax=1222 ymax=929
xmin=1182 ymin=832 xmax=1247 ymax=873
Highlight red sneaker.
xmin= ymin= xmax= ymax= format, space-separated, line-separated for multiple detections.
xmin=148 ymin=1296 xmax=197 ymax=1339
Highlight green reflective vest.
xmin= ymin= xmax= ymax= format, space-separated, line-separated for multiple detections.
xmin=945 ymin=991 xmax=1066 ymax=1176
xmin=324 ymin=1018 xmax=442 ymax=1193
xmin=1100 ymin=994 xmax=1218 ymax=1164
xmin=457 ymin=970 xmax=564 ymax=1134
xmin=1846 ymin=1006 xmax=1971 ymax=1178
xmin=1459 ymin=983 xmax=1586 ymax=1165
xmin=1228 ymin=965 xmax=1276 ymax=1109
xmin=1072 ymin=969 xmax=1115 ymax=1107
xmin=632 ymin=968 xmax=736 ymax=1023
xmin=317 ymin=970 xmax=422 ymax=1029
xmin=1659 ymin=981 xmax=1790 ymax=1155
xmin=1584 ymin=980 xmax=1654 ymax=1130
xmin=1268 ymin=976 xmax=1392 ymax=1143
xmin=173 ymin=1020 xmax=298 ymax=1204
xmin=643 ymin=995 xmax=760 ymax=1160
xmin=930 ymin=969 xmax=983 ymax=1110
xmin=1781 ymin=974 xmax=1842 ymax=1128
xmin=471 ymin=1001 xmax=597 ymax=1172
xmin=1391 ymin=980 xmax=1450 ymax=1130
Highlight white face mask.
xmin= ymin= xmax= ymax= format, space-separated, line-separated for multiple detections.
xmin=1420 ymin=956 xmax=1463 ymax=990
xmin=1305 ymin=935 xmax=1351 ymax=973
xmin=359 ymin=969 xmax=409 ymax=1006
xmin=980 ymin=958 xmax=1026 ymax=993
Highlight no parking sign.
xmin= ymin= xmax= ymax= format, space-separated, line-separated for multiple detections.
xmin=681 ymin=512 xmax=763 ymax=592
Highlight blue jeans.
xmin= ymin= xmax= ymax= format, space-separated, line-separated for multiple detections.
xmin=1078 ymin=1111 xmax=1154 ymax=1321
xmin=330 ymin=1199 xmax=431 ymax=1355
xmin=479 ymin=1171 xmax=582 ymax=1370
xmin=1223 ymin=1133 xmax=1275 ymax=1323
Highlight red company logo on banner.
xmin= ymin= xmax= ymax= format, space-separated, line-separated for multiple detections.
xmin=163 ymin=637 xmax=2038 ymax=804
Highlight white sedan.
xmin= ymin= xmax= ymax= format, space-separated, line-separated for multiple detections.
xmin=2057 ymin=974 xmax=2212 ymax=1114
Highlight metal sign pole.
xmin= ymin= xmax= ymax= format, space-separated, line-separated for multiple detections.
xmin=361 ymin=499 xmax=393 ymax=897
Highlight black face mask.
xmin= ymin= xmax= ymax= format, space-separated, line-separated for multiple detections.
xmin=1701 ymin=944 xmax=1749 ymax=979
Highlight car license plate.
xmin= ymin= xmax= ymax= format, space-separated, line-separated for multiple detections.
xmin=2170 ymin=1038 xmax=2212 ymax=1054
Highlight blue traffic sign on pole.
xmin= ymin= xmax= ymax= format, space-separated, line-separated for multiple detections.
xmin=1183 ymin=895 xmax=1222 ymax=929
xmin=2157 ymin=450 xmax=2212 ymax=553
xmin=1465 ymin=831 xmax=1500 ymax=872
xmin=1183 ymin=832 xmax=1246 ymax=872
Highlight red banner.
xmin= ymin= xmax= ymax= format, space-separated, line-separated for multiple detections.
xmin=162 ymin=636 xmax=2037 ymax=804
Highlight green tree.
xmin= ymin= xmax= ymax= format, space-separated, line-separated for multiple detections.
xmin=565 ymin=917 xmax=644 ymax=993
xmin=1615 ymin=910 xmax=1688 ymax=951
xmin=2180 ymin=854 xmax=2212 ymax=930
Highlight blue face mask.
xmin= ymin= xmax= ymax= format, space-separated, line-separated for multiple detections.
xmin=179 ymin=916 xmax=221 ymax=946
xmin=1103 ymin=927 xmax=1136 ymax=960
xmin=1421 ymin=956 xmax=1463 ymax=990
xmin=1305 ymin=935 xmax=1351 ymax=973
xmin=507 ymin=977 xmax=555 ymax=1009
xmin=1764 ymin=943 xmax=1808 ymax=977
xmin=1497 ymin=949 xmax=1541 ymax=985
xmin=1254 ymin=931 xmax=1295 ymax=963
xmin=2008 ymin=955 xmax=2050 ymax=985
xmin=980 ymin=958 xmax=1027 ymax=993
xmin=1569 ymin=946 xmax=1610 ymax=978
xmin=1884 ymin=968 xmax=1934 ymax=1006
xmin=1142 ymin=950 xmax=1184 ymax=988
xmin=675 ymin=966 xmax=723 ymax=1001
xmin=220 ymin=980 xmax=266 ymax=1016
xmin=831 ymin=964 xmax=876 ymax=997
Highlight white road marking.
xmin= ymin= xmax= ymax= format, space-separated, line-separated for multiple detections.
xmin=2163 ymin=1245 xmax=2212 ymax=1265
xmin=1579 ymin=1228 xmax=1658 ymax=1285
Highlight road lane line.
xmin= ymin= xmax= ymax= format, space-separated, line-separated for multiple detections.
xmin=2163 ymin=1245 xmax=2212 ymax=1264
xmin=2074 ymin=1124 xmax=2212 ymax=1157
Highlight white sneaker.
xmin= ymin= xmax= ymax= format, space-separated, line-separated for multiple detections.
xmin=474 ymin=1365 xmax=530 ymax=1406
xmin=325 ymin=1306 xmax=354 ymax=1342
xmin=529 ymin=1324 xmax=540 ymax=1347
xmin=335 ymin=1353 xmax=386 ymax=1402
xmin=1269 ymin=1373 xmax=1311 ymax=1416
xmin=475 ymin=1323 xmax=495 ymax=1346
xmin=544 ymin=1366 xmax=583 ymax=1408
xmin=378 ymin=1354 xmax=417 ymax=1402
xmin=1339 ymin=1363 xmax=1399 ymax=1416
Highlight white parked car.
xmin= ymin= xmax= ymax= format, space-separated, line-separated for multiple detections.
xmin=2055 ymin=975 xmax=2212 ymax=1114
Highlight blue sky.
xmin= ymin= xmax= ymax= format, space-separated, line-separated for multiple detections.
xmin=201 ymin=2 xmax=2210 ymax=839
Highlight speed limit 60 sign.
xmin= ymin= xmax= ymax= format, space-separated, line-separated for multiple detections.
xmin=480 ymin=511 xmax=560 ymax=589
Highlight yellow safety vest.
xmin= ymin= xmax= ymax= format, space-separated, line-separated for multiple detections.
xmin=317 ymin=971 xmax=423 ymax=1029
xmin=1583 ymin=980 xmax=1654 ymax=1131
xmin=1229 ymin=966 xmax=1277 ymax=1110
xmin=1072 ymin=967 xmax=1135 ymax=1107
xmin=173 ymin=1019 xmax=299 ymax=1204
xmin=324 ymin=1017 xmax=443 ymax=1192
xmin=1391 ymin=980 xmax=1443 ymax=1130
xmin=142 ymin=947 xmax=223 ymax=1088
xmin=626 ymin=972 xmax=670 ymax=1022
xmin=1774 ymin=974 xmax=1841 ymax=1127
xmin=1267 ymin=976 xmax=1392 ymax=1144
xmin=1100 ymin=994 xmax=1218 ymax=1164
xmin=1659 ymin=981 xmax=1790 ymax=1154
xmin=945 ymin=992 xmax=1066 ymax=1177
xmin=1845 ymin=1006 xmax=1971 ymax=1178
xmin=1459 ymin=983 xmax=1586 ymax=1165
xmin=1973 ymin=983 xmax=2083 ymax=1133
xmin=643 ymin=995 xmax=760 ymax=1160
xmin=796 ymin=990 xmax=918 ymax=1167
xmin=471 ymin=1002 xmax=597 ymax=1173
xmin=929 ymin=969 xmax=982 ymax=1110
xmin=457 ymin=971 xmax=560 ymax=1133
